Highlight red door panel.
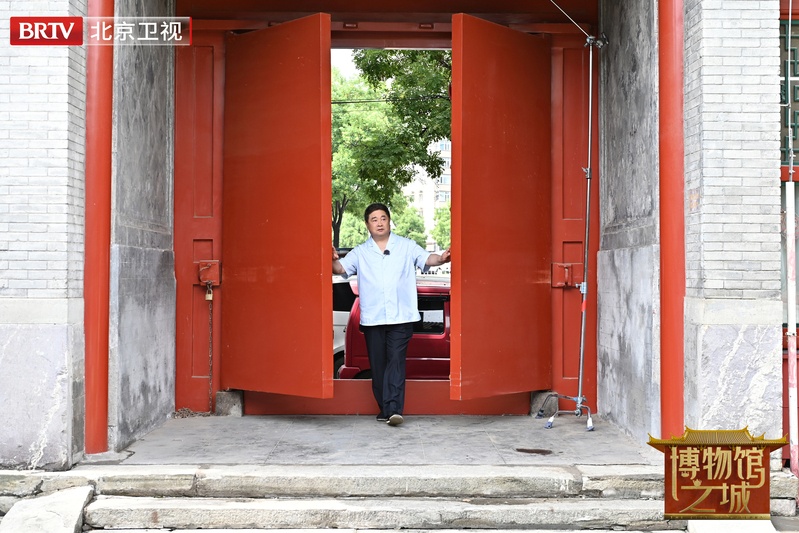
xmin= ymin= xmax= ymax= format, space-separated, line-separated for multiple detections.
xmin=451 ymin=14 xmax=552 ymax=400
xmin=221 ymin=13 xmax=333 ymax=397
xmin=175 ymin=32 xmax=226 ymax=411
xmin=550 ymin=37 xmax=599 ymax=409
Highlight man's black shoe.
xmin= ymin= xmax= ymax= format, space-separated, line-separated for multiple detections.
xmin=376 ymin=413 xmax=388 ymax=421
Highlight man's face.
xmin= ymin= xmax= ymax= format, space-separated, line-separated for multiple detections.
xmin=365 ymin=210 xmax=390 ymax=239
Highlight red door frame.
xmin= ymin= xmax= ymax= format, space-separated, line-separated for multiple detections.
xmin=82 ymin=4 xmax=688 ymax=442
xmin=87 ymin=20 xmax=607 ymax=437
xmin=172 ymin=20 xmax=599 ymax=415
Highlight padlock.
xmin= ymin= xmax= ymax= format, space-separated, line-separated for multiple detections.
xmin=205 ymin=291 xmax=213 ymax=301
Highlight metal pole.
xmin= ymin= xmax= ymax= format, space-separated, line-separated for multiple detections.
xmin=787 ymin=180 xmax=797 ymax=479
xmin=786 ymin=0 xmax=799 ymax=483
xmin=576 ymin=39 xmax=594 ymax=405
xmin=536 ymin=27 xmax=605 ymax=431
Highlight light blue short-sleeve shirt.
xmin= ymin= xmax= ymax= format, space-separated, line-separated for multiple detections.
xmin=338 ymin=232 xmax=431 ymax=326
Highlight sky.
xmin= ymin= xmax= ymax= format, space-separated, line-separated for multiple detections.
xmin=331 ymin=48 xmax=358 ymax=78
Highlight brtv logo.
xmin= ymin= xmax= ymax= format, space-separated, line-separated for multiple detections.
xmin=10 ymin=17 xmax=83 ymax=45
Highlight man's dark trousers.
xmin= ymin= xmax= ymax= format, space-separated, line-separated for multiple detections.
xmin=361 ymin=323 xmax=413 ymax=417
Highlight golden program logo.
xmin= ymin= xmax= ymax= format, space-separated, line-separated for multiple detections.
xmin=648 ymin=428 xmax=787 ymax=520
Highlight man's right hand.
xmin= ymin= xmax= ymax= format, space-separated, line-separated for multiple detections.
xmin=332 ymin=246 xmax=345 ymax=275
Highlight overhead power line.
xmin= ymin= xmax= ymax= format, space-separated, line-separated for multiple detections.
xmin=332 ymin=95 xmax=450 ymax=105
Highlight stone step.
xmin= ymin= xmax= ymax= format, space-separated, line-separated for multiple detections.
xmin=9 ymin=464 xmax=655 ymax=499
xmin=6 ymin=464 xmax=793 ymax=505
xmin=84 ymin=495 xmax=672 ymax=530
xmin=0 ymin=485 xmax=93 ymax=533
xmin=2 ymin=466 xmax=795 ymax=532
xmin=102 ymin=530 xmax=684 ymax=533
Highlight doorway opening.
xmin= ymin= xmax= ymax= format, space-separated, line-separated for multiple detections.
xmin=174 ymin=14 xmax=597 ymax=417
xmin=331 ymin=48 xmax=454 ymax=382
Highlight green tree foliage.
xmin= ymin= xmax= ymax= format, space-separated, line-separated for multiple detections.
xmin=432 ymin=202 xmax=451 ymax=250
xmin=338 ymin=211 xmax=369 ymax=248
xmin=331 ymin=51 xmax=453 ymax=247
xmin=331 ymin=68 xmax=386 ymax=246
xmin=392 ymin=205 xmax=428 ymax=248
xmin=352 ymin=50 xmax=452 ymax=176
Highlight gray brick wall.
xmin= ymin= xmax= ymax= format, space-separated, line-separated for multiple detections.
xmin=684 ymin=0 xmax=782 ymax=300
xmin=67 ymin=0 xmax=87 ymax=300
xmin=0 ymin=0 xmax=86 ymax=300
xmin=683 ymin=0 xmax=784 ymax=457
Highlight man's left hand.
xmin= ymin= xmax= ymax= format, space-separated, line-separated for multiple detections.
xmin=440 ymin=247 xmax=451 ymax=263
xmin=427 ymin=247 xmax=452 ymax=267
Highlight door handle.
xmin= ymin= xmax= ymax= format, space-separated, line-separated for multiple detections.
xmin=198 ymin=260 xmax=221 ymax=286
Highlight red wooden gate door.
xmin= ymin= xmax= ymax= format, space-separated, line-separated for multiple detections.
xmin=550 ymin=36 xmax=599 ymax=409
xmin=175 ymin=31 xmax=225 ymax=411
xmin=221 ymin=13 xmax=333 ymax=398
xmin=451 ymin=14 xmax=553 ymax=400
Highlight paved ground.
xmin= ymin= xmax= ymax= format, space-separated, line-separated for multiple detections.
xmin=108 ymin=414 xmax=664 ymax=466
xmin=71 ymin=414 xmax=797 ymax=532
xmin=775 ymin=516 xmax=799 ymax=532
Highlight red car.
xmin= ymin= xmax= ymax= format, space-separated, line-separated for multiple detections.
xmin=336 ymin=276 xmax=451 ymax=380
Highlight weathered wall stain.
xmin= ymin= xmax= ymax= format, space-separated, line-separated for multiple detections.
xmin=597 ymin=0 xmax=661 ymax=441
xmin=108 ymin=0 xmax=176 ymax=451
xmin=599 ymin=0 xmax=658 ymax=251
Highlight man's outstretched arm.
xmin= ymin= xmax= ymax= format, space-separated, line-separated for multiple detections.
xmin=332 ymin=246 xmax=346 ymax=275
xmin=426 ymin=247 xmax=452 ymax=267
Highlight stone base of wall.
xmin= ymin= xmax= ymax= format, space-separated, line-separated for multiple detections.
xmin=684 ymin=298 xmax=783 ymax=469
xmin=0 ymin=309 xmax=83 ymax=470
xmin=108 ymin=245 xmax=176 ymax=452
xmin=597 ymin=245 xmax=661 ymax=443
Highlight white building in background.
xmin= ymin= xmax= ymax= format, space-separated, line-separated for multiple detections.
xmin=402 ymin=140 xmax=452 ymax=251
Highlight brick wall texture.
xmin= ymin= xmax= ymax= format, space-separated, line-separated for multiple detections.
xmin=684 ymin=0 xmax=782 ymax=300
xmin=0 ymin=0 xmax=87 ymax=300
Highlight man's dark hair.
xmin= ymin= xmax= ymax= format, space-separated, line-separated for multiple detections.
xmin=364 ymin=203 xmax=391 ymax=222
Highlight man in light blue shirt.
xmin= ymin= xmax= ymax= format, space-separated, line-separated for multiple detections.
xmin=333 ymin=203 xmax=451 ymax=426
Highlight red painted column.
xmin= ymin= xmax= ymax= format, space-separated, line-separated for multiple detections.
xmin=84 ymin=0 xmax=114 ymax=453
xmin=658 ymin=0 xmax=685 ymax=438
